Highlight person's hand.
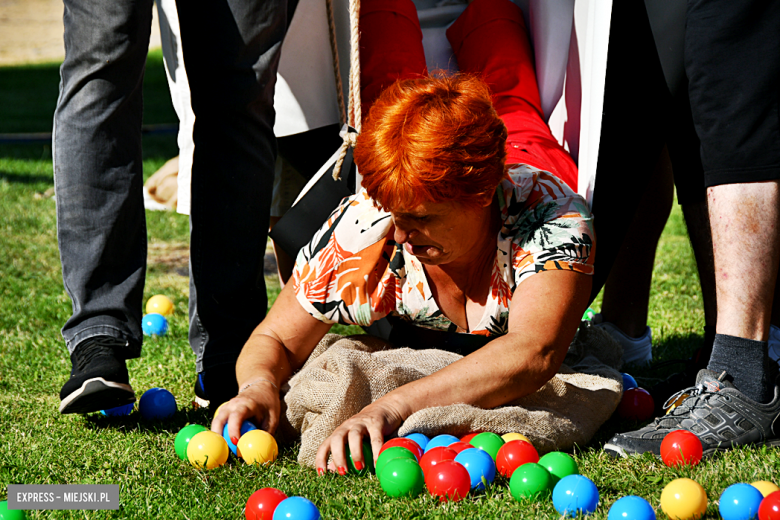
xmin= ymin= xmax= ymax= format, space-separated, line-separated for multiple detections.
xmin=315 ymin=398 xmax=407 ymax=476
xmin=210 ymin=380 xmax=280 ymax=443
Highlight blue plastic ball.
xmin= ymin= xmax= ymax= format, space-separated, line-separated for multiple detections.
xmin=222 ymin=420 xmax=258 ymax=456
xmin=719 ymin=483 xmax=764 ymax=520
xmin=454 ymin=448 xmax=496 ymax=491
xmin=403 ymin=432 xmax=430 ymax=451
xmin=100 ymin=403 xmax=134 ymax=416
xmin=553 ymin=474 xmax=600 ymax=517
xmin=142 ymin=313 xmax=168 ymax=336
xmin=272 ymin=496 xmax=320 ymax=520
xmin=622 ymin=373 xmax=638 ymax=392
xmin=608 ymin=496 xmax=655 ymax=520
xmin=424 ymin=434 xmax=461 ymax=453
xmin=138 ymin=388 xmax=177 ymax=420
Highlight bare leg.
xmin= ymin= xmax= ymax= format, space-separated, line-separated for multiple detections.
xmin=681 ymin=200 xmax=717 ymax=327
xmin=600 ymin=146 xmax=674 ymax=337
xmin=708 ymin=181 xmax=780 ymax=341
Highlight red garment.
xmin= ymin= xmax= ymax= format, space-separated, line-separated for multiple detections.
xmin=358 ymin=0 xmax=578 ymax=191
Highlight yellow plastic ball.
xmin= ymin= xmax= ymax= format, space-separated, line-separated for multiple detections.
xmin=502 ymin=432 xmax=531 ymax=444
xmin=660 ymin=478 xmax=707 ymax=520
xmin=146 ymin=295 xmax=174 ymax=316
xmin=237 ymin=429 xmax=278 ymax=465
xmin=187 ymin=431 xmax=229 ymax=469
xmin=750 ymin=480 xmax=780 ymax=497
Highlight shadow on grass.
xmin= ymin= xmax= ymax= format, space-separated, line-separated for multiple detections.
xmin=0 ymin=171 xmax=53 ymax=185
xmin=82 ymin=406 xmax=213 ymax=434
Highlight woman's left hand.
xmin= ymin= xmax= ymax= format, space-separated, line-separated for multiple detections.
xmin=315 ymin=398 xmax=408 ymax=476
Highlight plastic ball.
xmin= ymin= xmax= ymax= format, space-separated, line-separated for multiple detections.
xmin=608 ymin=495 xmax=655 ymax=520
xmin=537 ymin=451 xmax=579 ymax=484
xmin=141 ymin=313 xmax=168 ymax=336
xmin=460 ymin=431 xmax=482 ymax=444
xmin=425 ymin=434 xmax=461 ymax=453
xmin=223 ymin=420 xmax=258 ymax=456
xmin=272 ymin=496 xmax=320 ymax=520
xmin=617 ymin=388 xmax=655 ymax=421
xmin=146 ymin=294 xmax=174 ymax=316
xmin=425 ymin=460 xmax=471 ymax=502
xmin=447 ymin=441 xmax=473 ymax=454
xmin=419 ymin=446 xmax=458 ymax=477
xmin=660 ymin=478 xmax=707 ymax=520
xmin=496 ymin=440 xmax=539 ymax=478
xmin=719 ymin=483 xmax=764 ymax=520
xmin=100 ymin=402 xmax=134 ymax=416
xmin=751 ymin=481 xmax=780 ymax=497
xmin=469 ymin=432 xmax=505 ymax=461
xmin=139 ymin=387 xmax=177 ymax=420
xmin=375 ymin=446 xmax=416 ymax=477
xmin=660 ymin=430 xmax=703 ymax=467
xmin=378 ymin=458 xmax=425 ymax=498
xmin=380 ymin=438 xmax=423 ymax=461
xmin=622 ymin=373 xmax=638 ymax=391
xmin=245 ymin=488 xmax=288 ymax=520
xmin=175 ymin=424 xmax=208 ymax=461
xmin=403 ymin=432 xmax=430 ymax=451
xmin=552 ymin=474 xmax=600 ymax=517
xmin=187 ymin=430 xmax=229 ymax=469
xmin=759 ymin=490 xmax=780 ymax=520
xmin=237 ymin=430 xmax=278 ymax=465
xmin=454 ymin=448 xmax=496 ymax=491
xmin=347 ymin=440 xmax=374 ymax=475
xmin=583 ymin=307 xmax=596 ymax=321
xmin=0 ymin=501 xmax=26 ymax=520
xmin=502 ymin=432 xmax=531 ymax=443
xmin=509 ymin=462 xmax=553 ymax=501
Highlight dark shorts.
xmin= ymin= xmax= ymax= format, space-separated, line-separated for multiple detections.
xmin=685 ymin=0 xmax=780 ymax=187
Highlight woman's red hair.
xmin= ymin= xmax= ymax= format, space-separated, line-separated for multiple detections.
xmin=355 ymin=74 xmax=508 ymax=212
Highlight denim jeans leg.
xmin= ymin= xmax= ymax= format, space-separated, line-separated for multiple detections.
xmin=53 ymin=0 xmax=154 ymax=358
xmin=177 ymin=0 xmax=286 ymax=380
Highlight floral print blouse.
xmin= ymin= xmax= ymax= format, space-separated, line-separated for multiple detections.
xmin=292 ymin=165 xmax=595 ymax=338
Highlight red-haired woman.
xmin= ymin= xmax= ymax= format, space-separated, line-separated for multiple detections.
xmin=213 ymin=0 xmax=594 ymax=475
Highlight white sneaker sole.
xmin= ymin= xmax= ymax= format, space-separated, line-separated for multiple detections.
xmin=59 ymin=377 xmax=135 ymax=414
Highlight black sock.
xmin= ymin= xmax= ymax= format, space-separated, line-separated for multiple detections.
xmin=707 ymin=334 xmax=773 ymax=403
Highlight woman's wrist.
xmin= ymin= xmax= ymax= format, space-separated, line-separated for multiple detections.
xmin=238 ymin=377 xmax=279 ymax=394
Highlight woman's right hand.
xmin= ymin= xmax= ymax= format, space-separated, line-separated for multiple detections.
xmin=210 ymin=379 xmax=281 ymax=442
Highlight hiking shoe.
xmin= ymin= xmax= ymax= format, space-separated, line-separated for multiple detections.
xmin=593 ymin=314 xmax=652 ymax=366
xmin=604 ymin=369 xmax=780 ymax=458
xmin=59 ymin=336 xmax=135 ymax=414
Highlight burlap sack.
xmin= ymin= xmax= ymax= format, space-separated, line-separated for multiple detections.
xmin=284 ymin=322 xmax=624 ymax=467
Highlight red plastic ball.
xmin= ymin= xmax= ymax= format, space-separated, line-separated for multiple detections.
xmin=447 ymin=442 xmax=473 ymax=454
xmin=617 ymin=388 xmax=655 ymax=421
xmin=379 ymin=438 xmax=423 ymax=461
xmin=419 ymin=446 xmax=458 ymax=477
xmin=245 ymin=487 xmax=288 ymax=520
xmin=496 ymin=440 xmax=539 ymax=478
xmin=660 ymin=430 xmax=703 ymax=467
xmin=759 ymin=490 xmax=780 ymax=520
xmin=460 ymin=431 xmax=481 ymax=444
xmin=425 ymin=460 xmax=471 ymax=502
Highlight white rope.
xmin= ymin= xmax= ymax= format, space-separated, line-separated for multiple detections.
xmin=331 ymin=0 xmax=362 ymax=181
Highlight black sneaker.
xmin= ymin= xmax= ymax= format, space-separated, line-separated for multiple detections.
xmin=193 ymin=365 xmax=238 ymax=412
xmin=604 ymin=369 xmax=780 ymax=458
xmin=193 ymin=373 xmax=210 ymax=409
xmin=59 ymin=336 xmax=136 ymax=414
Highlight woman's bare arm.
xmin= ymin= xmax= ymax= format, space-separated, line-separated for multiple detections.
xmin=316 ymin=269 xmax=592 ymax=473
xmin=212 ymin=282 xmax=332 ymax=440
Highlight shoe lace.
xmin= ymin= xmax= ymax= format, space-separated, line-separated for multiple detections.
xmin=75 ymin=337 xmax=124 ymax=370
xmin=661 ymin=371 xmax=729 ymax=416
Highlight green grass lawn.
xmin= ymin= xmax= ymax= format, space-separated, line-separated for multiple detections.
xmin=1 ymin=51 xmax=778 ymax=519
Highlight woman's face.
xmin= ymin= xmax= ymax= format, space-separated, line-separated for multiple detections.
xmin=390 ymin=199 xmax=495 ymax=267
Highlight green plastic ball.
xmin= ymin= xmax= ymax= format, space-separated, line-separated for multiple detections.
xmin=509 ymin=462 xmax=553 ymax=500
xmin=469 ymin=432 xmax=505 ymax=461
xmin=0 ymin=501 xmax=26 ymax=520
xmin=347 ymin=440 xmax=375 ymax=475
xmin=379 ymin=458 xmax=424 ymax=498
xmin=174 ymin=424 xmax=209 ymax=461
xmin=582 ymin=307 xmax=596 ymax=321
xmin=537 ymin=451 xmax=578 ymax=485
xmin=375 ymin=446 xmax=416 ymax=477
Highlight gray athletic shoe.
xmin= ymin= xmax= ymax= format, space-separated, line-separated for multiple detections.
xmin=604 ymin=369 xmax=780 ymax=458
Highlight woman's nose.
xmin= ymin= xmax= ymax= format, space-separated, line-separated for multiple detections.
xmin=393 ymin=219 xmax=416 ymax=244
